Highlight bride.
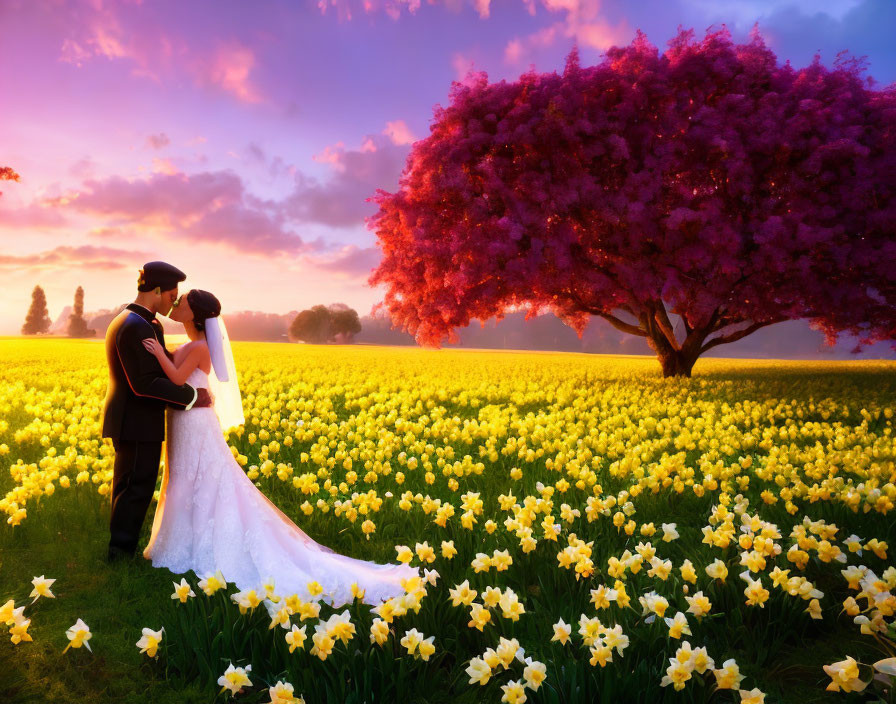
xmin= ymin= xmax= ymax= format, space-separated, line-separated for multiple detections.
xmin=139 ymin=289 xmax=418 ymax=610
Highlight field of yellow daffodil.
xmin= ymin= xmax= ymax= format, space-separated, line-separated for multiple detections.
xmin=1 ymin=337 xmax=895 ymax=704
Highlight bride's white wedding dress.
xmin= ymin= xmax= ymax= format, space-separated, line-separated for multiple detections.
xmin=143 ymin=367 xmax=418 ymax=611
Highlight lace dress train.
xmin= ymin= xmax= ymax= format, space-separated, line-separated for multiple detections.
xmin=143 ymin=368 xmax=418 ymax=612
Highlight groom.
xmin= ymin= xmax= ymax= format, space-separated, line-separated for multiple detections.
xmin=101 ymin=261 xmax=212 ymax=562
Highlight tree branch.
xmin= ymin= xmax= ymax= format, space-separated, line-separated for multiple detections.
xmin=594 ymin=310 xmax=649 ymax=337
xmin=651 ymin=300 xmax=680 ymax=351
xmin=699 ymin=317 xmax=787 ymax=355
xmin=564 ymin=286 xmax=648 ymax=337
xmin=700 ymin=307 xmax=734 ymax=334
xmin=708 ymin=272 xmax=753 ymax=331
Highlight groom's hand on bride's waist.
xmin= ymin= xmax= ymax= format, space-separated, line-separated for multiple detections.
xmin=193 ymin=388 xmax=214 ymax=408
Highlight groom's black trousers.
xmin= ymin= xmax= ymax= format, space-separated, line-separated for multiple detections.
xmin=108 ymin=439 xmax=162 ymax=556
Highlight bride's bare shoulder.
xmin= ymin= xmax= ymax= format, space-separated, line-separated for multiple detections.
xmin=172 ymin=340 xmax=208 ymax=365
xmin=176 ymin=340 xmax=208 ymax=353
xmin=194 ymin=339 xmax=211 ymax=369
xmin=172 ymin=341 xmax=192 ymax=364
xmin=196 ymin=340 xmax=210 ymax=358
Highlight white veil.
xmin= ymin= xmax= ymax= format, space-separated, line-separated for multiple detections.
xmin=204 ymin=315 xmax=245 ymax=432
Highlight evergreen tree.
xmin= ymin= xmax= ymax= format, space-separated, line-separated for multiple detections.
xmin=67 ymin=286 xmax=91 ymax=337
xmin=22 ymin=285 xmax=51 ymax=335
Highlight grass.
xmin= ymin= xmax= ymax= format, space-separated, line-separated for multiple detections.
xmin=0 ymin=486 xmax=210 ymax=703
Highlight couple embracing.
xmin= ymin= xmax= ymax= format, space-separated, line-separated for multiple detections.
xmin=101 ymin=261 xmax=417 ymax=609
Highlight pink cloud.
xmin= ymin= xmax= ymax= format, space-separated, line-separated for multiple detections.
xmin=313 ymin=142 xmax=348 ymax=172
xmin=539 ymin=0 xmax=631 ymax=50
xmin=383 ymin=120 xmax=417 ymax=146
xmin=317 ymin=0 xmax=530 ymax=20
xmin=452 ymin=52 xmax=485 ymax=84
xmin=310 ymin=0 xmax=631 ymax=56
xmin=504 ymin=0 xmax=630 ymax=65
xmin=472 ymin=0 xmax=492 ymax=18
xmin=55 ymin=3 xmax=264 ymax=103
xmin=59 ymin=38 xmax=94 ymax=67
xmin=313 ymin=0 xmax=494 ymax=22
xmin=151 ymin=158 xmax=178 ymax=175
xmin=57 ymin=2 xmax=165 ymax=83
xmin=0 ymin=245 xmax=147 ymax=272
xmin=0 ymin=201 xmax=71 ymax=229
xmin=312 ymin=0 xmax=603 ymax=22
xmin=313 ymin=119 xmax=415 ymax=175
xmin=204 ymin=42 xmax=263 ymax=104
xmin=576 ymin=16 xmax=631 ymax=49
xmin=68 ymin=158 xmax=97 ymax=180
xmin=540 ymin=0 xmax=578 ymax=12
xmin=504 ymin=23 xmax=560 ymax=65
xmin=504 ymin=39 xmax=524 ymax=64
xmin=88 ymin=226 xmax=130 ymax=239
xmin=89 ymin=18 xmax=129 ymax=59
xmin=58 ymin=13 xmax=128 ymax=65
xmin=317 ymin=0 xmax=353 ymax=22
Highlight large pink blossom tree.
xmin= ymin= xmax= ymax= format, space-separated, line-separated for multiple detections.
xmin=366 ymin=28 xmax=896 ymax=377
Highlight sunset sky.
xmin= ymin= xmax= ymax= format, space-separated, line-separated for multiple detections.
xmin=2 ymin=0 xmax=894 ymax=336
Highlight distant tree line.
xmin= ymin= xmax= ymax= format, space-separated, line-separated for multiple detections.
xmin=17 ymin=287 xmax=893 ymax=360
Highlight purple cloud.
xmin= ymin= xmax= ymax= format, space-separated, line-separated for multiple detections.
xmin=282 ymin=133 xmax=411 ymax=228
xmin=146 ymin=133 xmax=171 ymax=149
xmin=45 ymin=169 xmax=319 ymax=255
xmin=305 ymin=244 xmax=383 ymax=278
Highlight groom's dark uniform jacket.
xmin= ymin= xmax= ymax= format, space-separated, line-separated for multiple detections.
xmin=102 ymin=302 xmax=196 ymax=557
xmin=102 ymin=303 xmax=196 ymax=441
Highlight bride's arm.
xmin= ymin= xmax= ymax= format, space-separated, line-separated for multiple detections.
xmin=141 ymin=339 xmax=209 ymax=386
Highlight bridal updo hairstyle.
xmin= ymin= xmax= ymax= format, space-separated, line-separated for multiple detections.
xmin=186 ymin=290 xmax=221 ymax=333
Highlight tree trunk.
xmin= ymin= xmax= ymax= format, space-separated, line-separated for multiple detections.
xmin=640 ymin=309 xmax=702 ymax=378
xmin=657 ymin=348 xmax=697 ymax=378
